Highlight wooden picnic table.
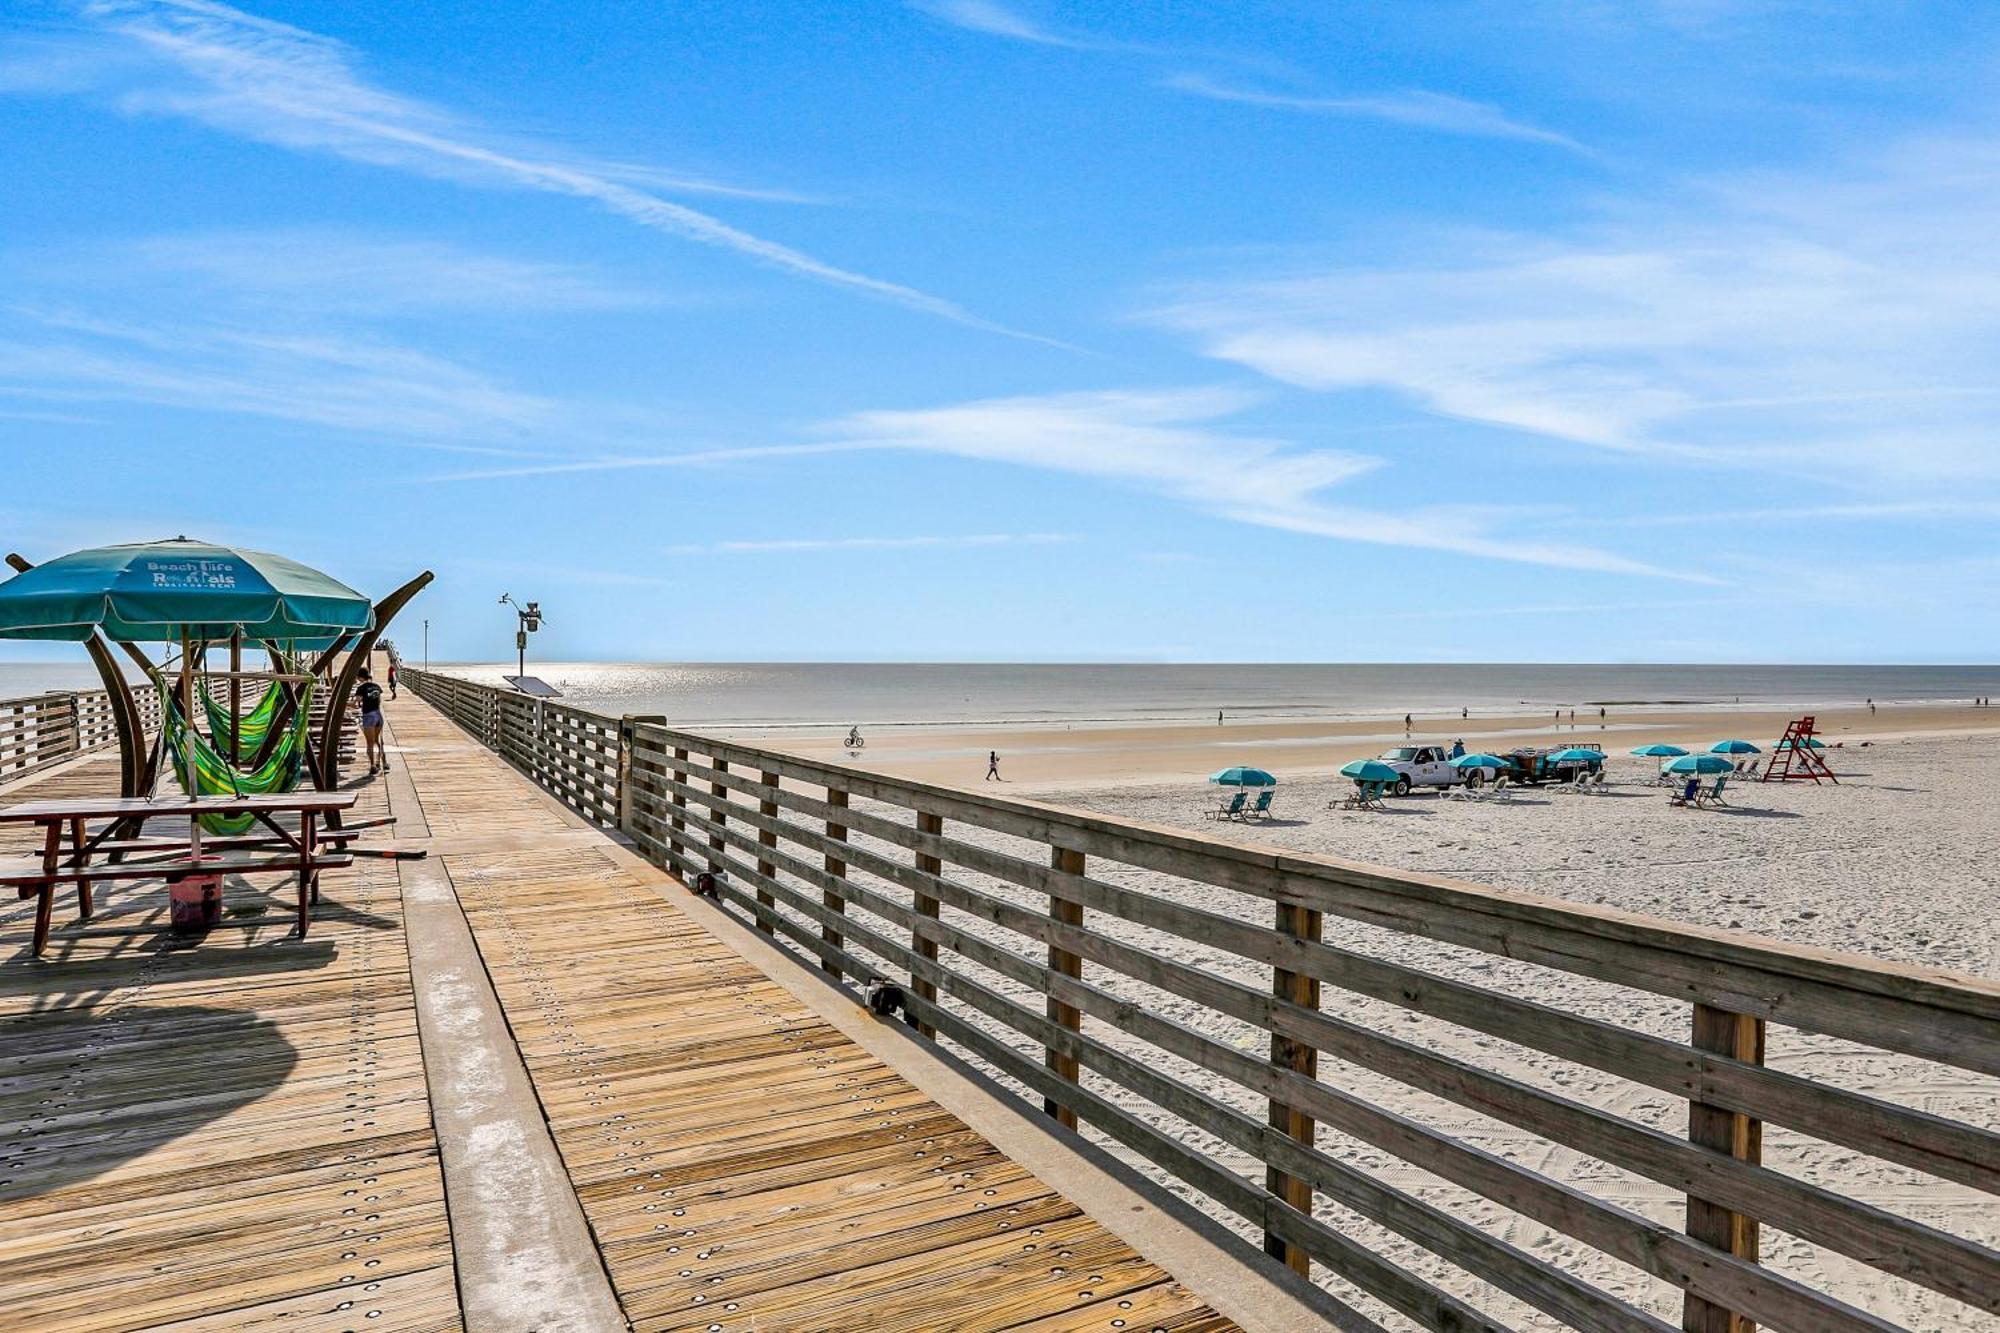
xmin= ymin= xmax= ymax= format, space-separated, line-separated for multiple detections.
xmin=0 ymin=790 xmax=358 ymax=958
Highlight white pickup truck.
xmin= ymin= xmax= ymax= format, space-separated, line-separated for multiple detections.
xmin=1373 ymin=745 xmax=1465 ymax=796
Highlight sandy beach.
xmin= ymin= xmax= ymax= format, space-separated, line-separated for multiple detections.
xmin=735 ymin=700 xmax=2000 ymax=790
xmin=802 ymin=716 xmax=1999 ymax=1329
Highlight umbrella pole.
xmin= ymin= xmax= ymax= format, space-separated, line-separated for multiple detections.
xmin=229 ymin=629 xmax=242 ymax=765
xmin=181 ymin=632 xmax=201 ymax=861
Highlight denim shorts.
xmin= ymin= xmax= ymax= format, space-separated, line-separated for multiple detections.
xmin=361 ymin=710 xmax=384 ymax=728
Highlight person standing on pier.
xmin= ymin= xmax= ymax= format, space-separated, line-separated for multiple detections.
xmin=986 ymin=751 xmax=1001 ymax=781
xmin=357 ymin=667 xmax=388 ymax=775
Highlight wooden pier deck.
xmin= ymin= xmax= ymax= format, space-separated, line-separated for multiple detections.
xmin=0 ymin=688 xmax=1241 ymax=1331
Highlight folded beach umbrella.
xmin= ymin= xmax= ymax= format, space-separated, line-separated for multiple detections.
xmin=1667 ymin=754 xmax=1735 ymax=775
xmin=1709 ymin=739 xmax=1761 ymax=755
xmin=1450 ymin=753 xmax=1509 ymax=769
xmin=1339 ymin=759 xmax=1400 ymax=783
xmin=1548 ymin=748 xmax=1605 ymax=762
xmin=1209 ymin=765 xmax=1277 ymax=787
xmin=0 ymin=537 xmax=373 ymax=646
xmin=1630 ymin=744 xmax=1688 ymax=757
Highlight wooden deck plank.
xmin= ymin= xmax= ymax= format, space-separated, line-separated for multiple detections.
xmin=0 ymin=706 xmax=460 ymax=1332
xmin=0 ymin=676 xmax=1238 ymax=1332
xmin=388 ymin=694 xmax=1231 ymax=1333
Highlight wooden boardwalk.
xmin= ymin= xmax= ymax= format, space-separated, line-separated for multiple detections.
xmin=0 ymin=691 xmax=1236 ymax=1331
xmin=0 ymin=755 xmax=458 ymax=1331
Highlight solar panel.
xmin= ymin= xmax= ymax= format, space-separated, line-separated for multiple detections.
xmin=503 ymin=675 xmax=563 ymax=698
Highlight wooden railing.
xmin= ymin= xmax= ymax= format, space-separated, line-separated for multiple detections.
xmin=401 ymin=669 xmax=2000 ymax=1333
xmin=0 ymin=687 xmax=158 ymax=786
xmin=403 ymin=669 xmax=619 ymax=827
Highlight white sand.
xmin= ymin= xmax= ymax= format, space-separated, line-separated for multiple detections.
xmin=822 ymin=732 xmax=2000 ymax=1330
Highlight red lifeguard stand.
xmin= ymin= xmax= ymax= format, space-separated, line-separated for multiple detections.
xmin=1762 ymin=715 xmax=1838 ymax=783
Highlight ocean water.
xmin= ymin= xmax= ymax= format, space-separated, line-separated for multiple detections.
xmin=391 ymin=662 xmax=2000 ymax=731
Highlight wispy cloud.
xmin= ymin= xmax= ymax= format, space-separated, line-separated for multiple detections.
xmin=829 ymin=387 xmax=1700 ymax=579
xmin=25 ymin=1 xmax=1027 ymax=336
xmin=914 ymin=3 xmax=1574 ymax=151
xmin=425 ymin=442 xmax=880 ymax=483
xmin=0 ymin=230 xmax=704 ymax=454
xmin=0 ymin=304 xmax=558 ymax=449
xmin=59 ymin=230 xmax=660 ymax=316
xmin=910 ymin=0 xmax=1083 ymax=49
xmin=1165 ymin=75 xmax=1590 ymax=153
xmin=1148 ymin=130 xmax=2000 ymax=487
xmin=667 ymin=533 xmax=1078 ymax=555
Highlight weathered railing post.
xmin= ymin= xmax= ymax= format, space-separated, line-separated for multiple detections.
xmin=707 ymin=757 xmax=729 ymax=873
xmin=913 ymin=811 xmax=943 ymax=1037
xmin=755 ymin=770 xmax=780 ymax=934
xmin=61 ymin=692 xmax=81 ymax=761
xmin=670 ymin=746 xmax=689 ymax=867
xmin=822 ymin=788 xmax=849 ymax=975
xmin=1684 ymin=1004 xmax=1766 ymax=1333
xmin=1265 ymin=899 xmax=1323 ymax=1276
xmin=614 ymin=715 xmax=663 ymax=839
xmin=1045 ymin=844 xmax=1086 ymax=1128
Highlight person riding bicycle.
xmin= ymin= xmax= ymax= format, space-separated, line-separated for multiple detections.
xmin=845 ymin=725 xmax=863 ymax=750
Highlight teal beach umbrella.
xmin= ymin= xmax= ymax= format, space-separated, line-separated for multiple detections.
xmin=1339 ymin=759 xmax=1400 ymax=783
xmin=1631 ymin=744 xmax=1688 ymax=757
xmin=1209 ymin=765 xmax=1277 ymax=787
xmin=1548 ymin=748 xmax=1605 ymax=763
xmin=1709 ymin=739 xmax=1761 ymax=755
xmin=1774 ymin=737 xmax=1826 ymax=750
xmin=1450 ymin=753 xmax=1509 ymax=769
xmin=0 ymin=537 xmax=373 ymax=646
xmin=1667 ymin=754 xmax=1735 ymax=775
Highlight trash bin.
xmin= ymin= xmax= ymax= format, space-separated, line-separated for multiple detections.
xmin=168 ymin=861 xmax=224 ymax=934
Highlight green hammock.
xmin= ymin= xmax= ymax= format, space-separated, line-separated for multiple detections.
xmin=199 ymin=676 xmax=287 ymax=755
xmin=156 ymin=673 xmax=315 ymax=834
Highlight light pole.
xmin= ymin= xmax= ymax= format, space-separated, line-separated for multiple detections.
xmin=498 ymin=594 xmax=544 ymax=683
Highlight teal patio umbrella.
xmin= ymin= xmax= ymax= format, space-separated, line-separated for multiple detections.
xmin=0 ymin=537 xmax=373 ymax=646
xmin=1709 ymin=739 xmax=1761 ymax=755
xmin=1775 ymin=737 xmax=1826 ymax=750
xmin=1631 ymin=744 xmax=1687 ymax=757
xmin=1450 ymin=753 xmax=1509 ymax=769
xmin=1339 ymin=759 xmax=1400 ymax=783
xmin=1667 ymin=754 xmax=1735 ymax=775
xmin=1548 ymin=748 xmax=1605 ymax=763
xmin=1209 ymin=765 xmax=1277 ymax=788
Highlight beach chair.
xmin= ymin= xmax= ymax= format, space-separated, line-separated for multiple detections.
xmin=1206 ymin=790 xmax=1248 ymax=820
xmin=1487 ymin=775 xmax=1513 ymax=802
xmin=1705 ymin=777 xmax=1729 ymax=806
xmin=1337 ymin=780 xmax=1387 ymax=811
xmin=1242 ymin=790 xmax=1275 ymax=821
xmin=1670 ymin=777 xmax=1700 ymax=807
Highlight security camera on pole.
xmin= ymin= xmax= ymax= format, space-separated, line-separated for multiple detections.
xmin=499 ymin=594 xmax=556 ymax=696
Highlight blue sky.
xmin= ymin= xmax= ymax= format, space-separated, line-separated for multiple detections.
xmin=2 ymin=0 xmax=1998 ymax=663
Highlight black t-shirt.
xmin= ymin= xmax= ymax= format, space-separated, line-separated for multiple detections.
xmin=357 ymin=682 xmax=383 ymax=714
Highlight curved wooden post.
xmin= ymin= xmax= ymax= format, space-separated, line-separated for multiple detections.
xmin=6 ymin=552 xmax=151 ymax=797
xmin=316 ymin=571 xmax=433 ymax=791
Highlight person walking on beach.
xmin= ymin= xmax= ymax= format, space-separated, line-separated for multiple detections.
xmin=985 ymin=751 xmax=1001 ymax=781
xmin=1462 ymin=706 xmax=1468 ymax=719
xmin=1403 ymin=713 xmax=1412 ymax=734
xmin=357 ymin=667 xmax=388 ymax=776
xmin=1217 ymin=710 xmax=1223 ymax=726
xmin=1867 ymin=697 xmax=1875 ymax=714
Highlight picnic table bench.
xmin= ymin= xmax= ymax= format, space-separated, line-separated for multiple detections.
xmin=0 ymin=791 xmax=358 ymax=957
